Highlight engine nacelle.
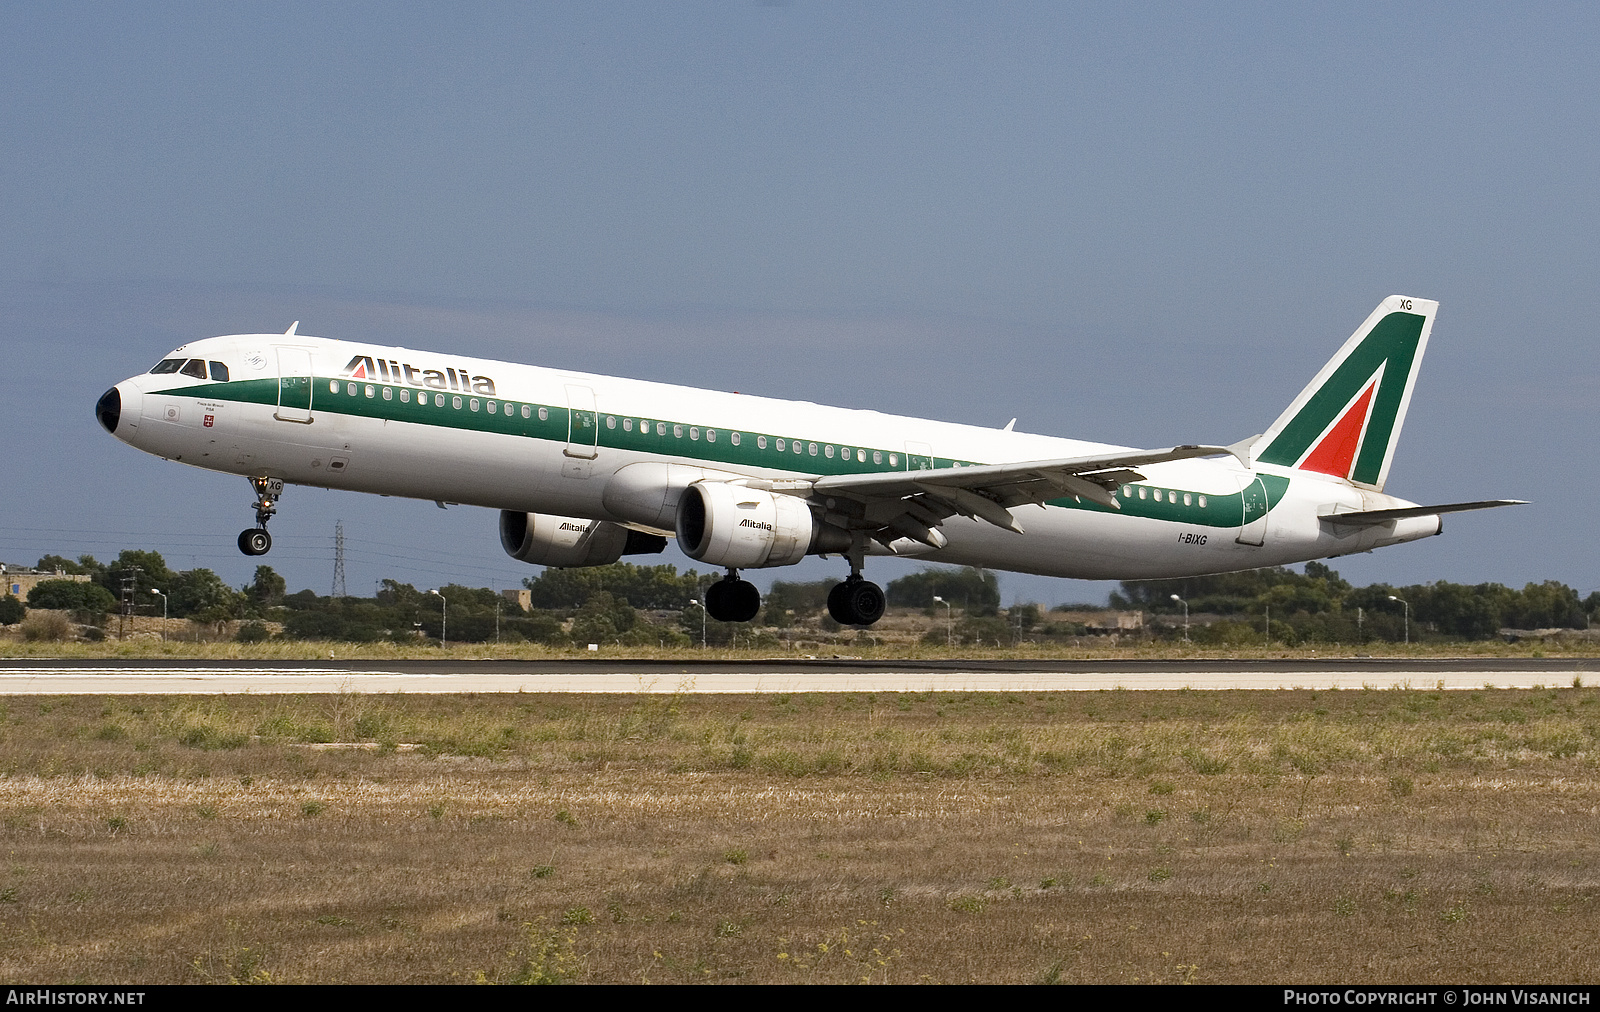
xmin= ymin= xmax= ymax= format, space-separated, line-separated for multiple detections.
xmin=676 ymin=482 xmax=819 ymax=569
xmin=499 ymin=511 xmax=666 ymax=568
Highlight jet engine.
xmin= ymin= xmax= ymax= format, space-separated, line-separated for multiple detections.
xmin=499 ymin=511 xmax=666 ymax=568
xmin=676 ymin=481 xmax=844 ymax=569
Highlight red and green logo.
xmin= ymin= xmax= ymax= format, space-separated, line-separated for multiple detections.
xmin=1255 ymin=301 xmax=1430 ymax=490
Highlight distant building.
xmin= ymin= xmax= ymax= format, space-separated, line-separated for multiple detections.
xmin=501 ymin=589 xmax=532 ymax=612
xmin=1052 ymin=609 xmax=1145 ymax=633
xmin=2 ymin=566 xmax=91 ymax=600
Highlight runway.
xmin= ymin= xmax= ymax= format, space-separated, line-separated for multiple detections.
xmin=0 ymin=657 xmax=1593 ymax=693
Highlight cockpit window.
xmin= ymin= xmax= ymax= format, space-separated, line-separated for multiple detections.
xmin=180 ymin=359 xmax=207 ymax=379
xmin=209 ymin=361 xmax=229 ymax=382
xmin=149 ymin=359 xmax=185 ymax=374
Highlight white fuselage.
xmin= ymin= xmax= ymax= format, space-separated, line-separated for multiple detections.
xmin=102 ymin=333 xmax=1441 ymax=581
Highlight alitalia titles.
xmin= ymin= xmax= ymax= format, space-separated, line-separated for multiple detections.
xmin=343 ymin=355 xmax=496 ymax=396
xmin=739 ymin=519 xmax=775 ymax=532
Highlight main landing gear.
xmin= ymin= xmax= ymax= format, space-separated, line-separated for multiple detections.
xmin=826 ymin=575 xmax=887 ymax=627
xmin=701 ymin=540 xmax=888 ymax=627
xmin=826 ymin=533 xmax=886 ymax=626
xmin=704 ymin=571 xmax=761 ymax=623
xmin=237 ymin=476 xmax=283 ymax=556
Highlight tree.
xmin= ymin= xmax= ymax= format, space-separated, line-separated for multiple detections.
xmin=26 ymin=579 xmax=117 ymax=615
xmin=104 ymin=550 xmax=175 ymax=596
xmin=168 ymin=568 xmax=242 ymax=621
xmin=523 ymin=562 xmax=701 ymax=609
xmin=886 ymin=567 xmax=1001 ymax=612
xmin=247 ymin=565 xmax=287 ymax=607
xmin=0 ymin=596 xmax=24 ymax=625
xmin=36 ymin=555 xmax=88 ymax=575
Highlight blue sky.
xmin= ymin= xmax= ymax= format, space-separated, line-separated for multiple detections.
xmin=3 ymin=4 xmax=1596 ymax=604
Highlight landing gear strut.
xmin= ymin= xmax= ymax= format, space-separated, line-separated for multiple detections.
xmin=238 ymin=476 xmax=283 ymax=557
xmin=704 ymin=570 xmax=761 ymax=623
xmin=826 ymin=534 xmax=886 ymax=626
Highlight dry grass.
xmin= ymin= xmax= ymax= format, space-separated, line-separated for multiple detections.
xmin=0 ymin=688 xmax=1597 ymax=983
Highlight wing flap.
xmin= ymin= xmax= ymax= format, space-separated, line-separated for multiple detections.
xmin=812 ymin=444 xmax=1236 ymax=502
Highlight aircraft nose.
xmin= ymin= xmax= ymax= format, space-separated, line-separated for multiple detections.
xmin=96 ymin=386 xmax=121 ymax=434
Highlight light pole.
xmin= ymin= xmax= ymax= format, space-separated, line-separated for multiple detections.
xmin=150 ymin=588 xmax=167 ymax=644
xmin=1170 ymin=593 xmax=1189 ymax=642
xmin=933 ymin=595 xmax=953 ymax=648
xmin=688 ymin=598 xmax=705 ymax=648
xmin=1387 ymin=594 xmax=1410 ymax=645
xmin=430 ymin=589 xmax=447 ymax=648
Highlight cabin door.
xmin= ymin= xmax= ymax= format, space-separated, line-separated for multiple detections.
xmin=274 ymin=347 xmax=315 ymax=424
xmin=1236 ymin=476 xmax=1269 ymax=546
xmin=562 ymin=384 xmax=599 ymax=479
xmin=904 ymin=441 xmax=934 ymax=472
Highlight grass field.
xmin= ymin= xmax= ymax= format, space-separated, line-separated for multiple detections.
xmin=0 ymin=686 xmax=1597 ymax=983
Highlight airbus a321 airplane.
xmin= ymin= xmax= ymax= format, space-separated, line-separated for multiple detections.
xmin=95 ymin=296 xmax=1520 ymax=626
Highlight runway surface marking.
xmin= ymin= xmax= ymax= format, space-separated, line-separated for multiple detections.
xmin=0 ymin=665 xmax=1579 ymax=693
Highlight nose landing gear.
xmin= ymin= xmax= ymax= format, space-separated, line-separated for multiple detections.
xmin=238 ymin=476 xmax=283 ymax=557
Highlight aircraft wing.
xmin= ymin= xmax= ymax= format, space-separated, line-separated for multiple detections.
xmin=799 ymin=444 xmax=1236 ymax=546
xmin=1318 ymin=500 xmax=1528 ymax=526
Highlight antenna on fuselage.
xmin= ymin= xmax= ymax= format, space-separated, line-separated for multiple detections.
xmin=285 ymin=321 xmax=299 ymax=336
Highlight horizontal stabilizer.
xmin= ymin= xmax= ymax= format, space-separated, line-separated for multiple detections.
xmin=1318 ymin=499 xmax=1527 ymax=526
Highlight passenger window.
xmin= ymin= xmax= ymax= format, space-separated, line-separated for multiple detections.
xmin=487 ymin=401 xmax=497 ymax=413
xmin=149 ymin=359 xmax=184 ymax=374
xmin=776 ymin=438 xmax=785 ymax=452
xmin=623 ymin=418 xmax=633 ymax=432
xmin=469 ymin=398 xmax=479 ymax=411
xmin=825 ymin=445 xmax=834 ymax=458
xmin=690 ymin=427 xmax=700 ymax=440
xmin=656 ymin=422 xmax=665 ymax=435
xmin=730 ymin=432 xmax=740 ymax=446
xmin=889 ymin=453 xmax=898 ymax=466
xmin=857 ymin=449 xmax=866 ymax=462
xmin=808 ymin=443 xmax=818 ymax=456
xmin=1198 ymin=495 xmax=1208 ymax=508
xmin=1138 ymin=487 xmax=1147 ymax=499
xmin=366 ymin=385 xmax=375 ymax=398
xmin=538 ymin=406 xmax=548 ymax=420
xmin=606 ymin=415 xmax=615 ymax=428
xmin=401 ymin=389 xmax=411 ymax=403
xmin=1183 ymin=493 xmax=1192 ymax=506
xmin=706 ymin=429 xmax=716 ymax=442
xmin=208 ymin=362 xmax=229 ymax=382
xmin=674 ymin=425 xmax=683 ymax=438
xmin=520 ymin=404 xmax=529 ymax=418
xmin=757 ymin=436 xmax=767 ymax=450
xmin=873 ymin=451 xmax=882 ymax=464
xmin=436 ymin=394 xmax=446 ymax=407
xmin=505 ymin=403 xmax=513 ymax=416
xmin=180 ymin=359 xmax=207 ymax=379
xmin=452 ymin=396 xmax=462 ymax=409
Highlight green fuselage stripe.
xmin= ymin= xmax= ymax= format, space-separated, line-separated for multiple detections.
xmin=160 ymin=376 xmax=1290 ymax=529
